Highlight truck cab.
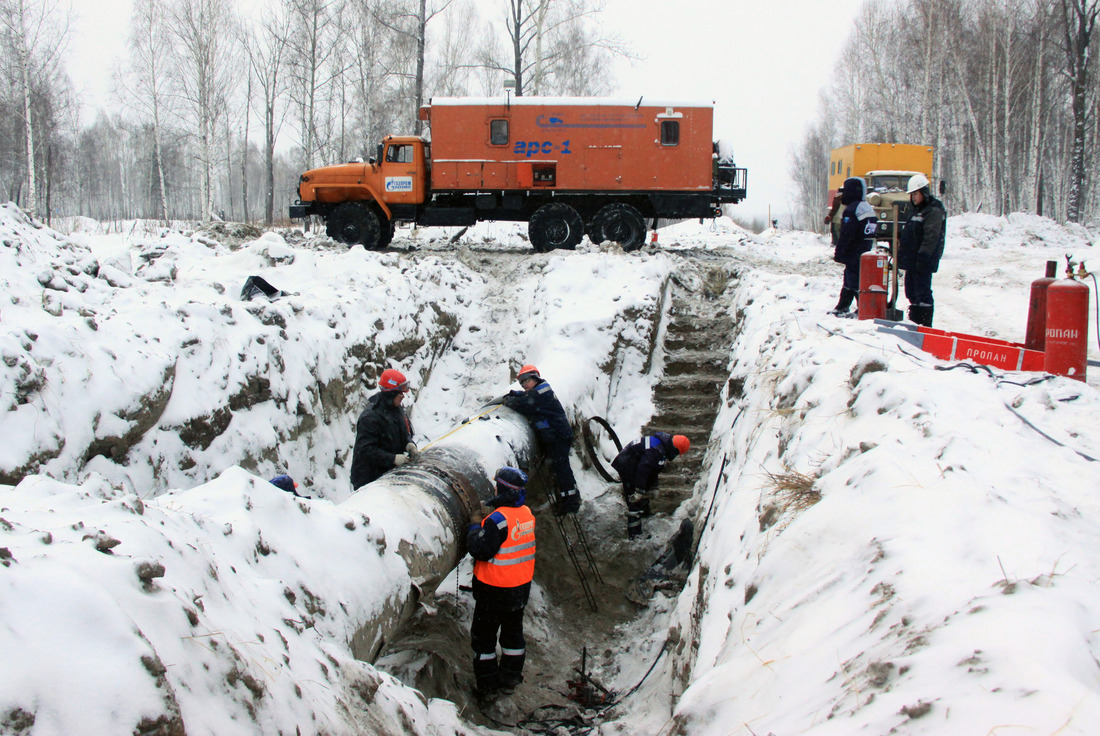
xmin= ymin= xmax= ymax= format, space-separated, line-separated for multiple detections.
xmin=290 ymin=136 xmax=428 ymax=247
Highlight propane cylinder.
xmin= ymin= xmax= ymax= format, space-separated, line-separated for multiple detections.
xmin=1025 ymin=260 xmax=1058 ymax=350
xmin=858 ymin=250 xmax=888 ymax=320
xmin=1043 ymin=277 xmax=1091 ymax=381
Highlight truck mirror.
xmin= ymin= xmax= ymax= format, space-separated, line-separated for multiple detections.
xmin=376 ymin=143 xmax=383 ymax=164
xmin=939 ymin=180 xmax=947 ymax=195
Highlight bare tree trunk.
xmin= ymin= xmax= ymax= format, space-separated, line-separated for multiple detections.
xmin=241 ymin=71 xmax=250 ymax=222
xmin=1059 ymin=0 xmax=1099 ymax=223
xmin=153 ymin=97 xmax=170 ymax=225
xmin=509 ymin=0 xmax=525 ymax=94
xmin=15 ymin=0 xmax=38 ymax=216
xmin=1026 ymin=10 xmax=1047 ymax=214
xmin=919 ymin=0 xmax=935 ymax=142
xmin=246 ymin=7 xmax=290 ymax=225
xmin=531 ymin=0 xmax=548 ymax=95
xmin=415 ymin=0 xmax=426 ymax=129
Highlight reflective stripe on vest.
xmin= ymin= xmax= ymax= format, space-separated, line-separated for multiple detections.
xmin=474 ymin=505 xmax=536 ymax=588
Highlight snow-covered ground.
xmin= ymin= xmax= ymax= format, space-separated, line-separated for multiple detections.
xmin=1 ymin=202 xmax=1099 ymax=735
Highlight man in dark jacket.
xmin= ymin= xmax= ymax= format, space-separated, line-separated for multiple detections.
xmin=349 ymin=368 xmax=417 ymax=489
xmin=830 ymin=177 xmax=878 ymax=315
xmin=503 ymin=364 xmax=579 ymax=514
xmin=611 ymin=432 xmax=690 ymax=539
xmin=467 ymin=467 xmax=536 ymax=702
xmin=897 ymin=174 xmax=946 ymax=327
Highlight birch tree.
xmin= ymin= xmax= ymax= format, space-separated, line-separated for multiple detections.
xmin=286 ymin=0 xmax=343 ymax=169
xmin=481 ymin=0 xmax=627 ymax=96
xmin=169 ymin=0 xmax=238 ymax=222
xmin=428 ymin=0 xmax=480 ymax=97
xmin=1057 ymin=0 xmax=1099 ymax=222
xmin=372 ymin=0 xmax=452 ymax=132
xmin=246 ymin=5 xmax=291 ymax=224
xmin=120 ymin=0 xmax=173 ymax=224
xmin=0 ymin=0 xmax=70 ymax=217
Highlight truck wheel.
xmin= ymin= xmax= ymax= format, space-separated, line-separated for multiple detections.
xmin=379 ymin=221 xmax=395 ymax=248
xmin=529 ymin=202 xmax=583 ymax=252
xmin=592 ymin=203 xmax=646 ymax=251
xmin=328 ymin=202 xmax=381 ymax=249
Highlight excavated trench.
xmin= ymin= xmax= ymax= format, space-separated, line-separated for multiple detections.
xmin=372 ymin=247 xmax=742 ymax=733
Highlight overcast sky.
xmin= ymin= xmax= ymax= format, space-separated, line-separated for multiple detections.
xmin=65 ymin=0 xmax=866 ymax=224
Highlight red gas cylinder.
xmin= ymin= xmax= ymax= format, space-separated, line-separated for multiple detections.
xmin=1024 ymin=260 xmax=1058 ymax=350
xmin=1043 ymin=278 xmax=1091 ymax=381
xmin=858 ymin=251 xmax=888 ymax=320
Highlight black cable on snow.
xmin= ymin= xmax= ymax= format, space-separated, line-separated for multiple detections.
xmin=1003 ymin=401 xmax=1098 ymax=463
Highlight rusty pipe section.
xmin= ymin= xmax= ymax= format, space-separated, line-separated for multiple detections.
xmin=342 ymin=405 xmax=538 ymax=662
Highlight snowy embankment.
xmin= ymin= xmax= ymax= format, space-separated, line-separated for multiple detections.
xmin=613 ymin=216 xmax=1100 ymax=734
xmin=0 ymin=204 xmax=671 ymax=735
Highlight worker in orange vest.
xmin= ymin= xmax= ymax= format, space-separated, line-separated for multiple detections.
xmin=467 ymin=467 xmax=536 ymax=702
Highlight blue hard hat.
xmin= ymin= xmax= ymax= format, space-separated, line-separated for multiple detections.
xmin=494 ymin=467 xmax=528 ymax=504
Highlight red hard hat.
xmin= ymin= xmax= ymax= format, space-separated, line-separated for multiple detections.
xmin=378 ymin=368 xmax=409 ymax=392
xmin=517 ymin=364 xmax=540 ymax=382
xmin=672 ymin=435 xmax=690 ymax=455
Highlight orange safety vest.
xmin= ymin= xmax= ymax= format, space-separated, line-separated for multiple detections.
xmin=473 ymin=505 xmax=536 ymax=588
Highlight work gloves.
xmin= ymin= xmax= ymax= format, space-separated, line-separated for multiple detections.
xmin=393 ymin=443 xmax=420 ymax=468
xmin=916 ymin=251 xmax=934 ymax=273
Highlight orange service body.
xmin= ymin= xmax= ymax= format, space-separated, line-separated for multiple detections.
xmin=425 ymin=97 xmax=715 ymax=193
xmin=291 ymin=96 xmax=746 ymax=252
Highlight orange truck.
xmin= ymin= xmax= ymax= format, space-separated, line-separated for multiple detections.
xmin=289 ymin=97 xmax=747 ymax=251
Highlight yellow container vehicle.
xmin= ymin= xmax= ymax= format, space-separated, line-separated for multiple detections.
xmin=828 ymin=143 xmax=934 ymax=241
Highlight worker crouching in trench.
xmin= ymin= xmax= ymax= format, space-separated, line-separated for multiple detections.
xmin=611 ymin=433 xmax=690 ymax=539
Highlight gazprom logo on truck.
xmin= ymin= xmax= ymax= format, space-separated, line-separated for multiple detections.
xmin=385 ymin=176 xmax=413 ymax=192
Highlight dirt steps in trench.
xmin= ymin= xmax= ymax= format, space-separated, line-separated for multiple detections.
xmin=643 ymin=279 xmax=733 ymax=517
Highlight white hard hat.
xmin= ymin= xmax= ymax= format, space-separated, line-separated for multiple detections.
xmin=907 ymin=174 xmax=930 ymax=194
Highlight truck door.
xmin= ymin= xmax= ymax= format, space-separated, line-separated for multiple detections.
xmin=381 ymin=141 xmax=425 ymax=205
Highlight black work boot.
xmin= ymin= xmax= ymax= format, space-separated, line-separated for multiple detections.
xmin=831 ymin=288 xmax=856 ymax=315
xmin=557 ymin=488 xmax=580 ymax=515
xmin=908 ymin=304 xmax=934 ymax=327
xmin=626 ymin=492 xmax=647 ymax=538
xmin=497 ymin=670 xmax=523 ymax=695
xmin=474 ymin=673 xmax=499 ymax=705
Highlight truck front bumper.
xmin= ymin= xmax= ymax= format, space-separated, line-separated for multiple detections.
xmin=288 ymin=202 xmax=314 ymax=219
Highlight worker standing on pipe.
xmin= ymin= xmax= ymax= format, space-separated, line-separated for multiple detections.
xmin=503 ymin=364 xmax=580 ymax=514
xmin=611 ymin=433 xmax=690 ymax=539
xmin=350 ymin=368 xmax=418 ymax=489
xmin=467 ymin=467 xmax=537 ymax=702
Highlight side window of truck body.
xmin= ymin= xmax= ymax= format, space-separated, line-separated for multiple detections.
xmin=660 ymin=120 xmax=679 ymax=146
xmin=490 ymin=119 xmax=509 ymax=145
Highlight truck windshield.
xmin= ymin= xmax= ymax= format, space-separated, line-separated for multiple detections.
xmin=868 ymin=175 xmax=908 ymax=192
